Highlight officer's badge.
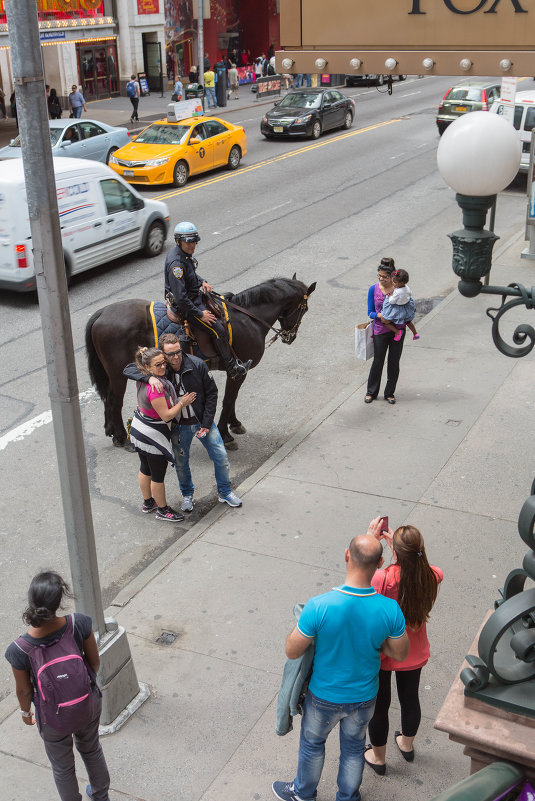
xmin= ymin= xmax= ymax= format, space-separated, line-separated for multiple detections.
xmin=172 ymin=265 xmax=183 ymax=279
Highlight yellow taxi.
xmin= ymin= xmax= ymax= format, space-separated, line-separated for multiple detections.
xmin=108 ymin=115 xmax=247 ymax=187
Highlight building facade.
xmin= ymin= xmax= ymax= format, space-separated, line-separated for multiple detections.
xmin=0 ymin=0 xmax=166 ymax=106
xmin=164 ymin=0 xmax=280 ymax=82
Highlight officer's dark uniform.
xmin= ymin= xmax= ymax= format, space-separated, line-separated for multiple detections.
xmin=164 ymin=243 xmax=226 ymax=341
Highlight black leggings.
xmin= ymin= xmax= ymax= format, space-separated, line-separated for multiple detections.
xmin=366 ymin=329 xmax=405 ymax=399
xmin=138 ymin=451 xmax=168 ymax=484
xmin=368 ymin=668 xmax=422 ymax=746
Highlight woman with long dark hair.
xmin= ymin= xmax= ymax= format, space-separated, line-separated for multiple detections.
xmin=5 ymin=571 xmax=111 ymax=801
xmin=364 ymin=257 xmax=407 ymax=405
xmin=129 ymin=346 xmax=195 ymax=522
xmin=364 ymin=525 xmax=443 ymax=774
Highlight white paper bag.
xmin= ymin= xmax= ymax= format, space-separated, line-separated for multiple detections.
xmin=355 ymin=321 xmax=374 ymax=360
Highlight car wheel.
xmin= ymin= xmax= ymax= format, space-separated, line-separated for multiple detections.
xmin=343 ymin=111 xmax=353 ymax=130
xmin=376 ymin=75 xmax=384 ymax=86
xmin=345 ymin=78 xmax=354 ymax=87
xmin=106 ymin=146 xmax=118 ymax=164
xmin=227 ymin=144 xmax=241 ymax=170
xmin=398 ymin=75 xmax=407 ymax=82
xmin=144 ymin=221 xmax=166 ymax=257
xmin=311 ymin=120 xmax=322 ymax=139
xmin=263 ymin=133 xmax=273 ymax=139
xmin=437 ymin=123 xmax=447 ymax=136
xmin=173 ymin=160 xmax=189 ymax=187
xmin=63 ymin=252 xmax=72 ymax=287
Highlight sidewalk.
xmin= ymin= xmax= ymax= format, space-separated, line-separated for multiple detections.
xmin=1 ymin=229 xmax=534 ymax=801
xmin=0 ymin=86 xmax=283 ymax=150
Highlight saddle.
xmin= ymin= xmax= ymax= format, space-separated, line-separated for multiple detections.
xmin=165 ymin=292 xmax=231 ymax=359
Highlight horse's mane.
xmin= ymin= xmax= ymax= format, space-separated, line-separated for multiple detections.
xmin=230 ymin=277 xmax=305 ymax=307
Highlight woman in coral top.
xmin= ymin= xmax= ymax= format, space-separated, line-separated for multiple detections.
xmin=364 ymin=524 xmax=443 ymax=774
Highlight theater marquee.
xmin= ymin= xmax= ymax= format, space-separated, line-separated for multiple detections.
xmin=276 ymin=0 xmax=535 ymax=76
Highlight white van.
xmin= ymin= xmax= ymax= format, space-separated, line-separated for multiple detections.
xmin=0 ymin=158 xmax=170 ymax=292
xmin=491 ymin=90 xmax=535 ymax=174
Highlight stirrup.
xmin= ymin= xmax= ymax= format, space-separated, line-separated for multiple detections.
xmin=226 ymin=358 xmax=252 ymax=380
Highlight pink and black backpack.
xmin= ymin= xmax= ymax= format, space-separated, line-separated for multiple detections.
xmin=15 ymin=614 xmax=95 ymax=734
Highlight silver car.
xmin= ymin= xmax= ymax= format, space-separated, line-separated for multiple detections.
xmin=0 ymin=119 xmax=131 ymax=164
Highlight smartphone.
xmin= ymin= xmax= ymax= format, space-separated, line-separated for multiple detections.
xmin=380 ymin=516 xmax=388 ymax=533
xmin=196 ymin=430 xmax=207 ymax=439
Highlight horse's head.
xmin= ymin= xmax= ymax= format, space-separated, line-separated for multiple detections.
xmin=279 ymin=280 xmax=316 ymax=344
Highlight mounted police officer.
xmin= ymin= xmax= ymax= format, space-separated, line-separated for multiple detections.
xmin=164 ymin=221 xmax=252 ymax=380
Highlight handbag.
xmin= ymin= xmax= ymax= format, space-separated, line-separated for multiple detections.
xmin=171 ymin=92 xmax=179 ymax=101
xmin=355 ymin=320 xmax=374 ymax=360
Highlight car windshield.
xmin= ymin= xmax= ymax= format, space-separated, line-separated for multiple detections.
xmin=278 ymin=92 xmax=322 ymax=109
xmin=8 ymin=128 xmax=64 ymax=148
xmin=447 ymin=87 xmax=483 ymax=102
xmin=134 ymin=123 xmax=190 ymax=145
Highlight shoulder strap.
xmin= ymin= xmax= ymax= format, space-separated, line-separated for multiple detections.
xmin=15 ymin=615 xmax=73 ymax=654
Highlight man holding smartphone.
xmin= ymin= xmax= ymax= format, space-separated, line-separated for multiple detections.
xmin=124 ymin=333 xmax=243 ymax=510
xmin=273 ymin=518 xmax=408 ymax=801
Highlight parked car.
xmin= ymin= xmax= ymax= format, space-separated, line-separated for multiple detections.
xmin=0 ymin=119 xmax=130 ymax=164
xmin=261 ymin=88 xmax=355 ymax=139
xmin=491 ymin=90 xmax=535 ymax=174
xmin=108 ymin=115 xmax=247 ymax=187
xmin=436 ymin=81 xmax=501 ymax=135
xmin=345 ymin=74 xmax=406 ymax=87
xmin=0 ymin=158 xmax=169 ymax=292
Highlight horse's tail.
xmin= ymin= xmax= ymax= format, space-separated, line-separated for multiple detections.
xmin=85 ymin=309 xmax=109 ymax=402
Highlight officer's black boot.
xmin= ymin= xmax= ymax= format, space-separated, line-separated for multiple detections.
xmin=213 ymin=336 xmax=252 ymax=380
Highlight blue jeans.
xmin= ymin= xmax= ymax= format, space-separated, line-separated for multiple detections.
xmin=171 ymin=422 xmax=231 ymax=497
xmin=72 ymin=106 xmax=83 ymax=118
xmin=205 ymin=86 xmax=217 ymax=107
xmin=294 ymin=691 xmax=376 ymax=801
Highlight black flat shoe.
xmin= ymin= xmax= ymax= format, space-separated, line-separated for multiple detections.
xmin=395 ymin=731 xmax=414 ymax=762
xmin=364 ymin=395 xmax=375 ymax=404
xmin=385 ymin=396 xmax=396 ymax=405
xmin=364 ymin=745 xmax=386 ymax=775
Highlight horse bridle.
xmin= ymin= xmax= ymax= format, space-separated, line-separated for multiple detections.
xmin=207 ymin=291 xmax=309 ymax=347
xmin=269 ymin=294 xmax=310 ymax=346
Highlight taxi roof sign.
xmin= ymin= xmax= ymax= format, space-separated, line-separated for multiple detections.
xmin=167 ymin=100 xmax=203 ymax=122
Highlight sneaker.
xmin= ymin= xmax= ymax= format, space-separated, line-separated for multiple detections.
xmin=272 ymin=782 xmax=306 ymax=801
xmin=142 ymin=497 xmax=157 ymax=514
xmin=155 ymin=505 xmax=184 ymax=522
xmin=180 ymin=495 xmax=194 ymax=512
xmin=86 ymin=786 xmax=110 ymax=801
xmin=218 ymin=491 xmax=242 ymax=508
xmin=413 ymin=333 xmax=420 ymax=340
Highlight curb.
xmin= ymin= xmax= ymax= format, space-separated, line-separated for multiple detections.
xmin=105 ymin=225 xmax=526 ymax=617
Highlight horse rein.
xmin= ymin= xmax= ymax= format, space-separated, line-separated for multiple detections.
xmin=206 ymin=291 xmax=309 ymax=347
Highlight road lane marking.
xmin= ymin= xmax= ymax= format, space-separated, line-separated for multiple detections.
xmin=213 ymin=200 xmax=292 ymax=234
xmin=0 ymin=388 xmax=96 ymax=452
xmin=400 ymin=91 xmax=421 ymax=98
xmin=152 ymin=118 xmax=402 ymax=201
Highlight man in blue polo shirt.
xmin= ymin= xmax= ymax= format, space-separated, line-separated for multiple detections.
xmin=273 ymin=520 xmax=409 ymax=801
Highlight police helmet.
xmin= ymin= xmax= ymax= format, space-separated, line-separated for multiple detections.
xmin=174 ymin=221 xmax=200 ymax=244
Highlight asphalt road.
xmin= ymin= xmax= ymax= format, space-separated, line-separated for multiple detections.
xmin=0 ymin=75 xmax=528 ymax=698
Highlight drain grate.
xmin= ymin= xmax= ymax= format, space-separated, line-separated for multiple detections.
xmin=156 ymin=631 xmax=179 ymax=645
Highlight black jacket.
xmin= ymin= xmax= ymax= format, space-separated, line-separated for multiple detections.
xmin=164 ymin=244 xmax=205 ymax=320
xmin=123 ymin=353 xmax=217 ymax=429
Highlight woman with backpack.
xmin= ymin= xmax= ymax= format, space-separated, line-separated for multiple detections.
xmin=5 ymin=571 xmax=111 ymax=801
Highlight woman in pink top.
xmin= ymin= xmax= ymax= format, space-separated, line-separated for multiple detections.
xmin=364 ymin=524 xmax=443 ymax=774
xmin=129 ymin=347 xmax=195 ymax=522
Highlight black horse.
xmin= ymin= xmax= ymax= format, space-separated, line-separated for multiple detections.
xmin=85 ymin=277 xmax=316 ymax=450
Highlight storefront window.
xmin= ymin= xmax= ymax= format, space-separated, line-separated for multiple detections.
xmin=77 ymin=41 xmax=119 ymax=99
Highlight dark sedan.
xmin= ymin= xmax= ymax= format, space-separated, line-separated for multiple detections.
xmin=261 ymin=89 xmax=355 ymax=140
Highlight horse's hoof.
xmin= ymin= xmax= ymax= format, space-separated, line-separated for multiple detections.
xmin=229 ymin=423 xmax=247 ymax=435
xmin=224 ymin=438 xmax=238 ymax=451
xmin=112 ymin=437 xmax=126 ymax=448
xmin=123 ymin=441 xmax=136 ymax=453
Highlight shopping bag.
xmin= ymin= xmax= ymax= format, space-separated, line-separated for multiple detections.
xmin=355 ymin=321 xmax=374 ymax=360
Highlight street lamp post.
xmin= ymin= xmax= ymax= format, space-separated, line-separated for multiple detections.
xmin=436 ymin=111 xmax=535 ymax=358
xmin=437 ymin=111 xmax=535 ymax=718
xmin=5 ymin=0 xmax=148 ymax=733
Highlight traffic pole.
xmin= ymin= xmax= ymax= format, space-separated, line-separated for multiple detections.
xmin=5 ymin=0 xmax=148 ymax=733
